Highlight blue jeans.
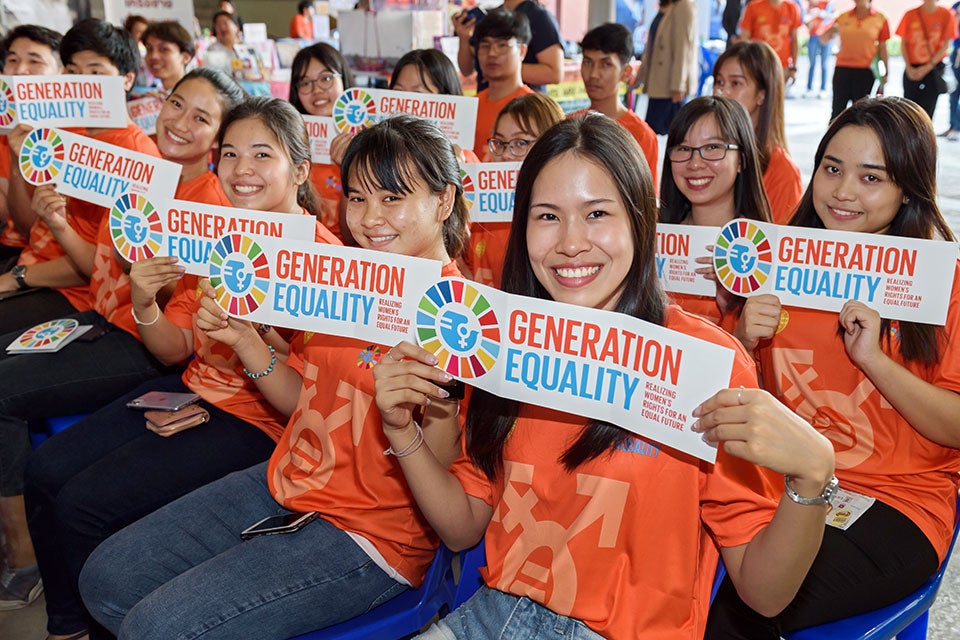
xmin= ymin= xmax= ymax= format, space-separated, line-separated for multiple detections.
xmin=806 ymin=36 xmax=830 ymax=91
xmin=416 ymin=587 xmax=604 ymax=640
xmin=950 ymin=49 xmax=960 ymax=131
xmin=79 ymin=462 xmax=408 ymax=640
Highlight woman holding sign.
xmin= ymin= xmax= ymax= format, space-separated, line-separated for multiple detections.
xmin=79 ymin=116 xmax=470 ymax=639
xmin=22 ymin=95 xmax=336 ymax=640
xmin=706 ymin=97 xmax=960 ymax=637
xmin=289 ymin=42 xmax=355 ymax=241
xmin=659 ymin=96 xmax=772 ymax=333
xmin=374 ymin=114 xmax=836 ymax=639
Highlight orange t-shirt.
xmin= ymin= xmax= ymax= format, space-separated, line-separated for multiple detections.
xmin=451 ymin=304 xmax=777 ymax=639
xmin=832 ymin=9 xmax=891 ymax=69
xmin=568 ymin=109 xmax=659 ymax=192
xmin=763 ymin=145 xmax=802 ymax=225
xmin=289 ymin=13 xmax=313 ymax=39
xmin=896 ymin=6 xmax=958 ymax=66
xmin=0 ymin=137 xmax=28 ymax=249
xmin=309 ymin=162 xmax=343 ymax=241
xmin=164 ymin=214 xmax=340 ymax=441
xmin=463 ymin=221 xmax=510 ymax=288
xmin=473 ymin=85 xmax=536 ymax=159
xmin=669 ymin=291 xmax=740 ymax=335
xmin=90 ymin=171 xmax=231 ymax=338
xmin=17 ymin=124 xmax=159 ymax=312
xmin=758 ymin=261 xmax=960 ymax=563
xmin=268 ymin=260 xmax=461 ymax=587
xmin=740 ymin=0 xmax=803 ymax=68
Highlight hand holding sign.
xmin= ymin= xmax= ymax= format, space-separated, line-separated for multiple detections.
xmin=838 ymin=300 xmax=884 ymax=371
xmin=733 ymin=294 xmax=782 ymax=353
xmin=692 ymin=387 xmax=835 ymax=484
xmin=373 ymin=341 xmax=454 ymax=433
xmin=196 ymin=277 xmax=260 ymax=349
xmin=31 ymin=184 xmax=68 ymax=234
xmin=129 ymin=257 xmax=185 ymax=313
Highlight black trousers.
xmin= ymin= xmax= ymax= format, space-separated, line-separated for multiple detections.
xmin=704 ymin=500 xmax=940 ymax=639
xmin=831 ymin=66 xmax=876 ymax=121
xmin=903 ymin=67 xmax=944 ymax=118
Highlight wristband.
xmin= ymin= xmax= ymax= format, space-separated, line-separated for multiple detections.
xmin=384 ymin=421 xmax=424 ymax=458
xmin=131 ymin=302 xmax=161 ymax=326
xmin=243 ymin=345 xmax=276 ymax=380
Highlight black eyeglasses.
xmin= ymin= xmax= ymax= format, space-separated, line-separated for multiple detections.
xmin=296 ymin=72 xmax=341 ymax=93
xmin=667 ymin=143 xmax=740 ymax=163
xmin=487 ymin=137 xmax=534 ymax=157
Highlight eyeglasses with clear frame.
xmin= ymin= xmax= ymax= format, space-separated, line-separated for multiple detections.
xmin=296 ymin=71 xmax=341 ymax=94
xmin=487 ymin=137 xmax=534 ymax=157
xmin=477 ymin=39 xmax=519 ymax=55
xmin=667 ymin=143 xmax=740 ymax=163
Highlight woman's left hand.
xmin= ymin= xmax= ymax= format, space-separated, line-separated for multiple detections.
xmin=693 ymin=245 xmax=718 ymax=282
xmin=31 ymin=184 xmax=68 ymax=232
xmin=373 ymin=341 xmax=455 ymax=432
xmin=329 ymin=131 xmax=354 ymax=166
xmin=839 ymin=299 xmax=885 ymax=370
xmin=692 ymin=387 xmax=835 ymax=483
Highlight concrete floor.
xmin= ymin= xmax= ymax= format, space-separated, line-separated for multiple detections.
xmin=1 ymin=55 xmax=959 ymax=640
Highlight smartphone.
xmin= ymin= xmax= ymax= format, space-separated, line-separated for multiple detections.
xmin=439 ymin=378 xmax=465 ymax=400
xmin=75 ymin=324 xmax=112 ymax=342
xmin=240 ymin=512 xmax=318 ymax=540
xmin=126 ymin=391 xmax=202 ymax=412
xmin=457 ymin=7 xmax=485 ymax=23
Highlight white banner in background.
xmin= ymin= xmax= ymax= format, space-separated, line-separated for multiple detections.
xmin=713 ymin=219 xmax=957 ymax=324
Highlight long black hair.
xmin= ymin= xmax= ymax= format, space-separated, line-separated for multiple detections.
xmin=467 ymin=114 xmax=667 ymax=479
xmin=791 ymin=97 xmax=954 ymax=366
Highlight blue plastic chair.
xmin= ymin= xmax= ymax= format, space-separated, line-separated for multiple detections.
xmin=786 ymin=496 xmax=960 ymax=640
xmin=29 ymin=413 xmax=88 ymax=449
xmin=452 ymin=541 xmax=487 ymax=610
xmin=290 ymin=543 xmax=457 ymax=640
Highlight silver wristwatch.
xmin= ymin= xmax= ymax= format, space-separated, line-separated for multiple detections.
xmin=784 ymin=475 xmax=839 ymax=506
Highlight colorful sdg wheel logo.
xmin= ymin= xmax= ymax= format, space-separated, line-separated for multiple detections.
xmin=713 ymin=219 xmax=773 ymax=294
xmin=0 ymin=78 xmax=15 ymax=127
xmin=18 ymin=318 xmax=78 ymax=349
xmin=417 ymin=278 xmax=500 ymax=379
xmin=460 ymin=169 xmax=475 ymax=210
xmin=208 ymin=233 xmax=271 ymax=316
xmin=333 ymin=88 xmax=377 ymax=134
xmin=20 ymin=128 xmax=65 ymax=185
xmin=110 ymin=194 xmax=163 ymax=262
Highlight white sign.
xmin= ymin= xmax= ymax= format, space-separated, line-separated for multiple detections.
xmin=303 ymin=115 xmax=337 ymax=164
xmin=127 ymin=95 xmax=165 ymax=136
xmin=656 ymin=223 xmax=717 ymax=296
xmin=460 ymin=162 xmax=520 ymax=224
xmin=3 ymin=75 xmax=127 ymax=128
xmin=103 ymin=0 xmax=196 ymax=33
xmin=713 ymin=219 xmax=958 ymax=324
xmin=19 ymin=127 xmax=181 ymax=208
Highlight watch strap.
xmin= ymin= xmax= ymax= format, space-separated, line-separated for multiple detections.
xmin=784 ymin=475 xmax=839 ymax=506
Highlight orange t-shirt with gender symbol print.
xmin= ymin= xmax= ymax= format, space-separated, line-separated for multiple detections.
xmin=740 ymin=0 xmax=802 ymax=68
xmin=164 ymin=213 xmax=340 ymax=441
xmin=450 ymin=304 xmax=779 ymax=640
xmin=90 ymin=170 xmax=232 ymax=338
xmin=758 ymin=260 xmax=960 ymax=564
xmin=268 ymin=260 xmax=461 ymax=587
xmin=17 ymin=124 xmax=158 ymax=312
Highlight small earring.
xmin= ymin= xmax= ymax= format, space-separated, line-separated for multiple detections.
xmin=903 ymin=196 xmax=910 ymax=204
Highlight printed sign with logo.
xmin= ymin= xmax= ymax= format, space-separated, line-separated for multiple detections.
xmin=108 ymin=195 xmax=320 ymax=276
xmin=127 ymin=95 xmax=165 ymax=136
xmin=656 ymin=223 xmax=717 ymax=296
xmin=713 ymin=219 xmax=957 ymax=323
xmin=460 ymin=162 xmax=520 ymax=224
xmin=0 ymin=78 xmax=16 ymax=133
xmin=19 ymin=127 xmax=181 ymax=208
xmin=207 ymin=234 xmax=443 ymax=343
xmin=332 ymin=88 xmax=478 ymax=146
xmin=416 ymin=278 xmax=734 ymax=462
xmin=303 ymin=115 xmax=337 ymax=164
xmin=5 ymin=75 xmax=127 ymax=128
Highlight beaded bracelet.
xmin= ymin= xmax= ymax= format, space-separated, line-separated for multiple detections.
xmin=243 ymin=345 xmax=276 ymax=380
xmin=383 ymin=422 xmax=424 ymax=458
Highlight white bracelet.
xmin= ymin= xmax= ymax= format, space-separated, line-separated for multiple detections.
xmin=383 ymin=422 xmax=424 ymax=458
xmin=131 ymin=302 xmax=161 ymax=326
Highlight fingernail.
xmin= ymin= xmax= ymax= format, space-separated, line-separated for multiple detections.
xmin=690 ymin=419 xmax=701 ymax=432
xmin=427 ymin=354 xmax=438 ymax=365
xmin=439 ymin=371 xmax=452 ymax=381
xmin=437 ymin=388 xmax=450 ymax=399
xmin=691 ymin=404 xmax=703 ymax=417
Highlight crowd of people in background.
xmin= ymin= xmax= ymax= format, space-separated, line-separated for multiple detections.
xmin=0 ymin=2 xmax=956 ymax=639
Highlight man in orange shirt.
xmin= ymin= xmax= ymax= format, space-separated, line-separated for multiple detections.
xmin=740 ymin=0 xmax=802 ymax=82
xmin=897 ymin=0 xmax=958 ymax=118
xmin=571 ymin=23 xmax=659 ymax=191
xmin=289 ymin=0 xmax=315 ymax=39
xmin=472 ymin=8 xmax=535 ymax=159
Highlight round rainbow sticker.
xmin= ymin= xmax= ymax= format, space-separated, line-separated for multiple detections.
xmin=0 ymin=79 xmax=15 ymax=128
xmin=16 ymin=318 xmax=79 ymax=350
xmin=208 ymin=233 xmax=271 ymax=316
xmin=416 ymin=278 xmax=500 ymax=380
xmin=332 ymin=88 xmax=376 ymax=134
xmin=109 ymin=194 xmax=163 ymax=262
xmin=460 ymin=169 xmax=475 ymax=210
xmin=20 ymin=127 xmax=65 ymax=185
xmin=713 ymin=219 xmax=773 ymax=295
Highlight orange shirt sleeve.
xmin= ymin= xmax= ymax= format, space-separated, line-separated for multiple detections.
xmin=763 ymin=146 xmax=803 ymax=225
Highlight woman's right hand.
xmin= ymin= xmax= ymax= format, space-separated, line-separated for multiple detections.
xmin=7 ymin=124 xmax=33 ymax=159
xmin=373 ymin=341 xmax=454 ymax=433
xmin=195 ymin=278 xmax=259 ymax=348
xmin=129 ymin=257 xmax=185 ymax=311
xmin=733 ymin=294 xmax=782 ymax=352
xmin=451 ymin=11 xmax=475 ymax=40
